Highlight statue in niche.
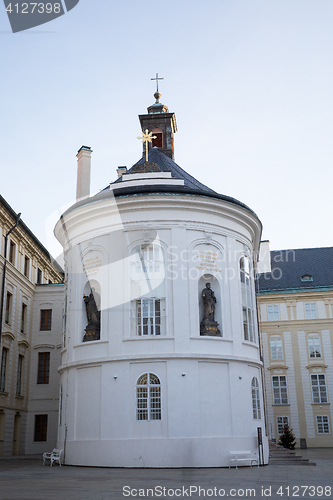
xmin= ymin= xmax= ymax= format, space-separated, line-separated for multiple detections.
xmin=83 ymin=287 xmax=101 ymax=342
xmin=200 ymin=282 xmax=221 ymax=337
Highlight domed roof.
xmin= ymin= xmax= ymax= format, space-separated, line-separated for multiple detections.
xmin=112 ymin=147 xmax=217 ymax=194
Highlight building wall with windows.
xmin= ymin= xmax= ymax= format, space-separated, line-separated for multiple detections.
xmin=258 ymin=244 xmax=333 ymax=448
xmin=24 ymin=284 xmax=65 ymax=455
xmin=0 ymin=195 xmax=63 ymax=456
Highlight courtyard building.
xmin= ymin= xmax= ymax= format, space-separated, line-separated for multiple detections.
xmin=257 ymin=242 xmax=333 ymax=448
xmin=0 ymin=195 xmax=64 ymax=456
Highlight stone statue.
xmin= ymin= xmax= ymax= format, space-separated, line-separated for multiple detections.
xmin=202 ymin=283 xmax=216 ymax=321
xmin=200 ymin=282 xmax=221 ymax=337
xmin=83 ymin=287 xmax=100 ymax=342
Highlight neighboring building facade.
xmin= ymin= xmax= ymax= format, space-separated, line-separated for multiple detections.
xmin=54 ymin=92 xmax=268 ymax=467
xmin=258 ymin=243 xmax=333 ymax=448
xmin=0 ymin=195 xmax=63 ymax=456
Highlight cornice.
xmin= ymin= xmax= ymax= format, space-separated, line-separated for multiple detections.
xmin=55 ymin=194 xmax=261 ymax=252
xmin=58 ymin=352 xmax=263 ymax=374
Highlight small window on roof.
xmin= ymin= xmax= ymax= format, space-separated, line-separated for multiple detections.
xmin=301 ymin=274 xmax=313 ymax=282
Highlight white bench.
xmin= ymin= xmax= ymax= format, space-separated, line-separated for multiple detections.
xmin=43 ymin=448 xmax=63 ymax=466
xmin=228 ymin=450 xmax=259 ymax=468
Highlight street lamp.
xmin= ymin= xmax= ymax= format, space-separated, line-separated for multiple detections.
xmin=0 ymin=213 xmax=21 ymax=352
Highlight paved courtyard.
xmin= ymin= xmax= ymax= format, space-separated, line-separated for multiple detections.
xmin=0 ymin=449 xmax=332 ymax=500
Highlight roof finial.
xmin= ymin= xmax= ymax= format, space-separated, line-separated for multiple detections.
xmin=151 ymin=72 xmax=164 ymax=93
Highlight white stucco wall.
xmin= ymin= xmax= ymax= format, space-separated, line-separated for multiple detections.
xmin=55 ymin=190 xmax=268 ymax=467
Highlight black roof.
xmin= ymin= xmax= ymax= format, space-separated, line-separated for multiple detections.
xmin=113 ymin=147 xmax=217 ymax=194
xmin=258 ymin=247 xmax=333 ymax=293
xmin=105 ymin=148 xmax=259 ymax=217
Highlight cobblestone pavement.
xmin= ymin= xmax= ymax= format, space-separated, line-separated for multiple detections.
xmin=0 ymin=449 xmax=332 ymax=500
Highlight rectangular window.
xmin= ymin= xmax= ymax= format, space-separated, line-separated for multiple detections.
xmin=243 ymin=306 xmax=254 ymax=342
xmin=272 ymin=375 xmax=288 ymax=404
xmin=135 ymin=299 xmax=162 ymax=336
xmin=308 ymin=337 xmax=322 ymax=358
xmin=311 ymin=374 xmax=328 ymax=404
xmin=37 ymin=268 xmax=42 ymax=285
xmin=24 ymin=256 xmax=30 ymax=278
xmin=40 ymin=309 xmax=52 ymax=331
xmin=268 ymin=304 xmax=279 ymax=321
xmin=21 ymin=303 xmax=27 ymax=333
xmin=316 ymin=415 xmax=330 ymax=434
xmin=0 ymin=348 xmax=8 ymax=393
xmin=270 ymin=338 xmax=283 ymax=360
xmin=16 ymin=355 xmax=23 ymax=396
xmin=305 ymin=302 xmax=317 ymax=319
xmin=9 ymin=241 xmax=15 ymax=264
xmin=5 ymin=292 xmax=12 ymax=325
xmin=277 ymin=416 xmax=289 ymax=435
xmin=34 ymin=415 xmax=48 ymax=441
xmin=37 ymin=352 xmax=50 ymax=384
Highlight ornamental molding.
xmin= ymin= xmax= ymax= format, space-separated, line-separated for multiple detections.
xmin=18 ymin=340 xmax=30 ymax=349
xmin=306 ymin=363 xmax=328 ymax=370
xmin=267 ymin=364 xmax=289 ymax=370
xmin=33 ymin=344 xmax=55 ymax=350
xmin=1 ymin=331 xmax=15 ymax=341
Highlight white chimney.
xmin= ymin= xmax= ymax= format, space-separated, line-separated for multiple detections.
xmin=76 ymin=146 xmax=92 ymax=201
xmin=117 ymin=166 xmax=127 ymax=178
xmin=257 ymin=240 xmax=271 ymax=274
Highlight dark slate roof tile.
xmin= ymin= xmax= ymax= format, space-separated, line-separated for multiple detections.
xmin=258 ymin=247 xmax=333 ymax=292
xmin=112 ymin=148 xmax=217 ymax=194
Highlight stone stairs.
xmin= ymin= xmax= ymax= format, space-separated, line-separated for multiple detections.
xmin=269 ymin=441 xmax=316 ymax=466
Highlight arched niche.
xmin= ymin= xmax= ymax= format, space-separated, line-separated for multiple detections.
xmin=198 ymin=274 xmax=222 ymax=337
xmin=82 ymin=280 xmax=101 ymax=342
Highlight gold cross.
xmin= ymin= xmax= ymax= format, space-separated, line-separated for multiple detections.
xmin=137 ymin=129 xmax=157 ymax=162
xmin=151 ymin=73 xmax=164 ymax=93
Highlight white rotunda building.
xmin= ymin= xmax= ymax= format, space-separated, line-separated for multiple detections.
xmin=55 ymin=91 xmax=269 ymax=467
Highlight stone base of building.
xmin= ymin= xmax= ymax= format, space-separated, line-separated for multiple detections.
xmin=59 ymin=435 xmax=269 ymax=468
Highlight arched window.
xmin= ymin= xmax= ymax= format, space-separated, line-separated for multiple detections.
xmin=152 ymin=128 xmax=163 ymax=148
xmin=240 ymin=256 xmax=255 ymax=342
xmin=130 ymin=243 xmax=166 ymax=336
xmin=136 ymin=373 xmax=161 ymax=421
xmin=251 ymin=377 xmax=261 ymax=419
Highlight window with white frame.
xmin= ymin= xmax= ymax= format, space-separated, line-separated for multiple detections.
xmin=311 ymin=374 xmax=328 ymax=404
xmin=308 ymin=337 xmax=322 ymax=358
xmin=136 ymin=373 xmax=161 ymax=421
xmin=130 ymin=243 xmax=166 ymax=336
xmin=16 ymin=355 xmax=23 ymax=396
xmin=267 ymin=304 xmax=279 ymax=321
xmin=272 ymin=375 xmax=288 ymax=404
xmin=277 ymin=416 xmax=289 ymax=435
xmin=251 ymin=377 xmax=261 ymax=419
xmin=316 ymin=415 xmax=330 ymax=434
xmin=240 ymin=256 xmax=255 ymax=342
xmin=270 ymin=337 xmax=283 ymax=360
xmin=305 ymin=302 xmax=317 ymax=319
xmin=0 ymin=348 xmax=8 ymax=393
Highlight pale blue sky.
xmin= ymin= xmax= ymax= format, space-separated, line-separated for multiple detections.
xmin=1 ymin=0 xmax=332 ymax=259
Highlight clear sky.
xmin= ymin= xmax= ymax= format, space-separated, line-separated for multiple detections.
xmin=1 ymin=0 xmax=332 ymax=262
